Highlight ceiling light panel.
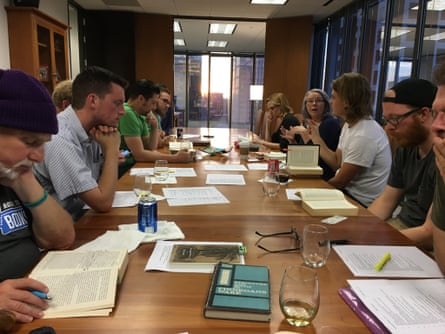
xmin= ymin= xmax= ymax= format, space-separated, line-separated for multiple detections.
xmin=174 ymin=39 xmax=186 ymax=46
xmin=174 ymin=21 xmax=182 ymax=32
xmin=209 ymin=23 xmax=237 ymax=34
xmin=250 ymin=0 xmax=288 ymax=4
xmin=207 ymin=40 xmax=228 ymax=47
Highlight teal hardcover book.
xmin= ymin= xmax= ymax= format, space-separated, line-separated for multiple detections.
xmin=204 ymin=262 xmax=271 ymax=322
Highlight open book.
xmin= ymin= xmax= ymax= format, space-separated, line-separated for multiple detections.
xmin=29 ymin=249 xmax=129 ymax=318
xmin=286 ymin=145 xmax=323 ymax=176
xmin=297 ymin=188 xmax=358 ymax=216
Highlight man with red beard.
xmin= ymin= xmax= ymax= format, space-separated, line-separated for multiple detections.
xmin=368 ymin=79 xmax=437 ymax=231
xmin=0 ymin=69 xmax=74 ymax=323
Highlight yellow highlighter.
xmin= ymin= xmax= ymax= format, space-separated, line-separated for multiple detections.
xmin=374 ymin=252 xmax=391 ymax=272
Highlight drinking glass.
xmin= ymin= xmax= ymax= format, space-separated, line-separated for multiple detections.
xmin=133 ymin=173 xmax=152 ymax=197
xmin=262 ymin=172 xmax=280 ymax=197
xmin=301 ymin=224 xmax=331 ymax=268
xmin=279 ymin=265 xmax=319 ymax=327
xmin=154 ymin=160 xmax=169 ymax=181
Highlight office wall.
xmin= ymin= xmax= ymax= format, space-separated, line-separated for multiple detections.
xmin=0 ymin=0 xmax=70 ymax=70
xmin=134 ymin=14 xmax=174 ymax=91
xmin=84 ymin=11 xmax=135 ymax=82
xmin=264 ymin=16 xmax=312 ymax=113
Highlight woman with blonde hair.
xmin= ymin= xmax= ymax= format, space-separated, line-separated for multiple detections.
xmin=253 ymin=92 xmax=299 ymax=150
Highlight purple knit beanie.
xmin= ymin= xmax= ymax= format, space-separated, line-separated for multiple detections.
xmin=0 ymin=69 xmax=58 ymax=134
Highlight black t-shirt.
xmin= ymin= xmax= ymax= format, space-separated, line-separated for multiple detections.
xmin=271 ymin=113 xmax=300 ymax=151
xmin=0 ymin=186 xmax=40 ymax=280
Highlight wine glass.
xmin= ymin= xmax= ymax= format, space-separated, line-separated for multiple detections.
xmin=133 ymin=173 xmax=152 ymax=197
xmin=279 ymin=265 xmax=319 ymax=327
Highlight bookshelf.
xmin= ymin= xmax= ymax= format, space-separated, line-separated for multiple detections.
xmin=6 ymin=6 xmax=69 ymax=92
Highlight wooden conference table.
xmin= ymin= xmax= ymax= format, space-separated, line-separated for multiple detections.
xmin=18 ymin=128 xmax=414 ymax=334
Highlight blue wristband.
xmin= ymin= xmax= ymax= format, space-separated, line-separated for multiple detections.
xmin=24 ymin=190 xmax=48 ymax=208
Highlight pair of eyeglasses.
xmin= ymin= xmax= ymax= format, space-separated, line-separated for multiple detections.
xmin=255 ymin=226 xmax=300 ymax=253
xmin=160 ymin=98 xmax=171 ymax=105
xmin=382 ymin=107 xmax=423 ymax=127
xmin=306 ymin=99 xmax=324 ymax=104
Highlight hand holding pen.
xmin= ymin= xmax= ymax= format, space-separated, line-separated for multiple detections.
xmin=0 ymin=278 xmax=49 ymax=323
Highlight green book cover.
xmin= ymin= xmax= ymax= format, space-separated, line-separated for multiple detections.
xmin=204 ymin=262 xmax=271 ymax=322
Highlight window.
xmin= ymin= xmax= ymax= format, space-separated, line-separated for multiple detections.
xmin=174 ymin=54 xmax=263 ymax=129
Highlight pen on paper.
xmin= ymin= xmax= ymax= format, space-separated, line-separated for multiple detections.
xmin=374 ymin=252 xmax=391 ymax=272
xmin=30 ymin=290 xmax=52 ymax=300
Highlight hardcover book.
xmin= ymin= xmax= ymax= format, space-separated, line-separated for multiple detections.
xmin=297 ymin=188 xmax=358 ymax=216
xmin=286 ymin=145 xmax=323 ymax=176
xmin=204 ymin=262 xmax=271 ymax=322
xmin=29 ymin=249 xmax=128 ymax=318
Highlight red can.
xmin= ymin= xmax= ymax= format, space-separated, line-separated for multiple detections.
xmin=268 ymin=159 xmax=279 ymax=174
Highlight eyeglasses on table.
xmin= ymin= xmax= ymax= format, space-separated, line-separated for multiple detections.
xmin=255 ymin=226 xmax=300 ymax=253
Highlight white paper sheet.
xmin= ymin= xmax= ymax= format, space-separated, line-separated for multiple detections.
xmin=286 ymin=188 xmax=301 ymax=200
xmin=130 ymin=167 xmax=197 ymax=177
xmin=77 ymin=221 xmax=185 ymax=253
xmin=247 ymin=163 xmax=268 ymax=170
xmin=348 ymin=278 xmax=445 ymax=334
xmin=334 ymin=245 xmax=444 ymax=277
xmin=162 ymin=186 xmax=230 ymax=206
xmin=205 ymin=174 xmax=245 ymax=185
xmin=204 ymin=164 xmax=248 ymax=171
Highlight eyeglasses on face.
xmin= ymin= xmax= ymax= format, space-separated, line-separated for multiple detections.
xmin=160 ymin=98 xmax=171 ymax=105
xmin=255 ymin=226 xmax=300 ymax=253
xmin=306 ymin=99 xmax=325 ymax=104
xmin=382 ymin=107 xmax=422 ymax=127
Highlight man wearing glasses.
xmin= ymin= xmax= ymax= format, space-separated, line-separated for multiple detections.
xmin=153 ymin=84 xmax=173 ymax=148
xmin=368 ymin=79 xmax=437 ymax=232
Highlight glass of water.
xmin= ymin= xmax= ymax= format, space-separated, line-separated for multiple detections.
xmin=279 ymin=265 xmax=319 ymax=327
xmin=154 ymin=160 xmax=169 ymax=181
xmin=301 ymin=224 xmax=331 ymax=268
xmin=133 ymin=173 xmax=152 ymax=197
xmin=262 ymin=172 xmax=280 ymax=197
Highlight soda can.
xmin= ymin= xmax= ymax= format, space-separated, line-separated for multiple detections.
xmin=138 ymin=197 xmax=157 ymax=233
xmin=268 ymin=159 xmax=279 ymax=174
xmin=176 ymin=128 xmax=183 ymax=139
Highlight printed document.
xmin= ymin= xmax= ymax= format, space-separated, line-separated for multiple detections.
xmin=162 ymin=186 xmax=229 ymax=206
xmin=204 ymin=164 xmax=248 ymax=171
xmin=206 ymin=174 xmax=245 ymax=185
xmin=348 ymin=279 xmax=445 ymax=334
xmin=334 ymin=245 xmax=443 ymax=277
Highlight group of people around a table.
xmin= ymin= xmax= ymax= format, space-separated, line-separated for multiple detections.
xmin=1 ymin=63 xmax=445 ymax=327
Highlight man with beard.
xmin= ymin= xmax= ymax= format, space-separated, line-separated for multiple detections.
xmin=368 ymin=78 xmax=437 ymax=230
xmin=0 ymin=69 xmax=74 ymax=323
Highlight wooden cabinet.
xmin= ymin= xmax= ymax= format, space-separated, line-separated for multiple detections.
xmin=6 ymin=7 xmax=69 ymax=92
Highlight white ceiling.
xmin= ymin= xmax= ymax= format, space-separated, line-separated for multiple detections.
xmin=74 ymin=0 xmax=356 ymax=53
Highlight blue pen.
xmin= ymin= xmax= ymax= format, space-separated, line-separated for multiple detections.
xmin=30 ymin=290 xmax=52 ymax=300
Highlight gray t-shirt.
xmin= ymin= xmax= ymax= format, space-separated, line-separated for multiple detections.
xmin=388 ymin=147 xmax=436 ymax=227
xmin=0 ymin=186 xmax=40 ymax=280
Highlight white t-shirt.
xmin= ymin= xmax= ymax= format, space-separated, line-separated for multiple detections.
xmin=338 ymin=118 xmax=391 ymax=206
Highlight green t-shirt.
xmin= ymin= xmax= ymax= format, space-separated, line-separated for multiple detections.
xmin=432 ymin=166 xmax=445 ymax=231
xmin=118 ymin=103 xmax=151 ymax=166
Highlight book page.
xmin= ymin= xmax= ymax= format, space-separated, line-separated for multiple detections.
xmin=305 ymin=199 xmax=356 ymax=209
xmin=298 ymin=188 xmax=345 ymax=201
xmin=287 ymin=145 xmax=319 ymax=167
xmin=31 ymin=250 xmax=127 ymax=274
xmin=348 ymin=279 xmax=445 ymax=334
xmin=30 ymin=267 xmax=118 ymax=318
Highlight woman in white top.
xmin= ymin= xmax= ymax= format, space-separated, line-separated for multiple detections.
xmin=308 ymin=73 xmax=392 ymax=207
